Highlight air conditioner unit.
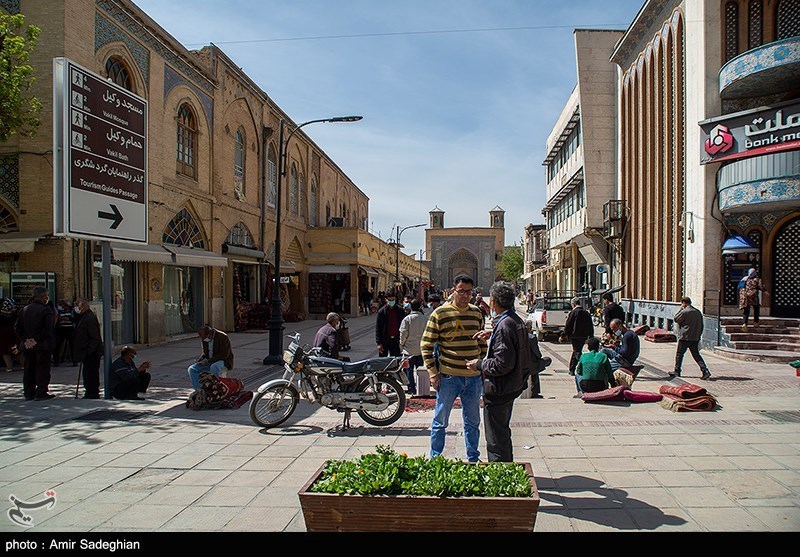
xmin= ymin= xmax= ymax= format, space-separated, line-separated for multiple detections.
xmin=605 ymin=220 xmax=625 ymax=240
xmin=327 ymin=217 xmax=345 ymax=227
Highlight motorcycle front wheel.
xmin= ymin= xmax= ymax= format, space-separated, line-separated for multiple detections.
xmin=356 ymin=376 xmax=406 ymax=426
xmin=249 ymin=384 xmax=299 ymax=428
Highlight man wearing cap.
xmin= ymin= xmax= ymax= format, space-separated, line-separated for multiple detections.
xmin=109 ymin=346 xmax=151 ymax=400
xmin=314 ymin=312 xmax=342 ymax=359
xmin=187 ymin=325 xmax=234 ymax=391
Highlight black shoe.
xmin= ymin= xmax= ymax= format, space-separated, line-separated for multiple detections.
xmin=83 ymin=394 xmax=101 ymax=399
xmin=531 ymin=394 xmax=544 ymax=399
xmin=701 ymin=370 xmax=712 ymax=380
xmin=34 ymin=394 xmax=56 ymax=401
xmin=668 ymin=372 xmax=681 ymax=380
xmin=568 ymin=370 xmax=575 ymax=376
xmin=24 ymin=396 xmax=34 ymax=401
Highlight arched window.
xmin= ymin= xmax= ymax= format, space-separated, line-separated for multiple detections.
xmin=267 ymin=145 xmax=277 ymax=208
xmin=298 ymin=173 xmax=305 ymax=220
xmin=748 ymin=0 xmax=763 ymax=48
xmin=105 ymin=57 xmax=132 ymax=91
xmin=776 ymin=0 xmax=800 ymax=40
xmin=163 ymin=208 xmax=204 ymax=248
xmin=325 ymin=203 xmax=331 ymax=225
xmin=310 ymin=178 xmax=318 ymax=227
xmin=226 ymin=222 xmax=255 ymax=248
xmin=0 ymin=205 xmax=18 ymax=232
xmin=177 ymin=104 xmax=197 ymax=179
xmin=289 ymin=164 xmax=298 ymax=214
xmin=724 ymin=1 xmax=740 ymax=62
xmin=234 ymin=129 xmax=245 ymax=201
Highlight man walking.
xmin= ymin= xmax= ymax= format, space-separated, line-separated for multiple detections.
xmin=72 ymin=298 xmax=103 ymax=399
xmin=561 ymin=297 xmax=594 ymax=376
xmin=399 ymin=298 xmax=427 ymax=396
xmin=670 ymin=297 xmax=712 ymax=380
xmin=421 ymin=274 xmax=486 ymax=463
xmin=15 ymin=287 xmax=56 ymax=400
xmin=375 ymin=292 xmax=406 ymax=357
xmin=467 ymin=281 xmax=529 ymax=462
xmin=187 ymin=325 xmax=234 ymax=390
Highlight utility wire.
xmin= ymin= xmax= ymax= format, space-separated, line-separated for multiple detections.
xmin=185 ymin=23 xmax=628 ymax=47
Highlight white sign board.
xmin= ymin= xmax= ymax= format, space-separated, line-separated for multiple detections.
xmin=53 ymin=58 xmax=148 ymax=244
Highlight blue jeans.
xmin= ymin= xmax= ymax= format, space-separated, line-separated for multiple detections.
xmin=188 ymin=360 xmax=228 ymax=390
xmin=430 ymin=374 xmax=483 ymax=463
xmin=601 ymin=348 xmax=622 ymax=371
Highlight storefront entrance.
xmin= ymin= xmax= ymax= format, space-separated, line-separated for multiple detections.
xmin=164 ymin=266 xmax=204 ymax=336
xmin=772 ymin=216 xmax=800 ymax=318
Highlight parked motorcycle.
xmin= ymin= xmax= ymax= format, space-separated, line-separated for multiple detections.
xmin=249 ymin=333 xmax=410 ymax=430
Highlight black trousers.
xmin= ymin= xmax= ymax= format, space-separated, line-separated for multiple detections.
xmin=483 ymin=393 xmax=518 ymax=462
xmin=82 ymin=353 xmax=101 ymax=397
xmin=530 ymin=373 xmax=541 ymax=396
xmin=674 ymin=340 xmax=708 ymax=373
xmin=379 ymin=337 xmax=401 ymax=357
xmin=112 ymin=372 xmax=151 ymax=400
xmin=579 ymin=379 xmax=609 ymax=393
xmin=569 ymin=337 xmax=587 ymax=372
xmin=743 ymin=305 xmax=760 ymax=324
xmin=23 ymin=350 xmax=52 ymax=399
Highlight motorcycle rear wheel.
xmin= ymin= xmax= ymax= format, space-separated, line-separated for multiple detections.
xmin=249 ymin=384 xmax=299 ymax=428
xmin=356 ymin=376 xmax=406 ymax=426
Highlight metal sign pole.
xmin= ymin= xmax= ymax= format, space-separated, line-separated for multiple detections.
xmin=102 ymin=241 xmax=113 ymax=399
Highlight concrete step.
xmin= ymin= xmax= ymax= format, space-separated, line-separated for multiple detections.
xmin=730 ymin=341 xmax=800 ymax=352
xmin=727 ymin=333 xmax=800 ymax=344
xmin=713 ymin=346 xmax=800 ymax=363
xmin=720 ymin=317 xmax=800 ymax=327
xmin=722 ymin=325 xmax=798 ymax=335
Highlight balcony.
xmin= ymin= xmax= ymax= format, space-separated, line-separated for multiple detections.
xmin=719 ymin=36 xmax=800 ymax=100
xmin=717 ymin=151 xmax=800 ymax=213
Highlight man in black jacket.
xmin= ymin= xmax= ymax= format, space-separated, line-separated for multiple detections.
xmin=561 ymin=297 xmax=594 ymax=376
xmin=72 ymin=298 xmax=103 ymax=399
xmin=602 ymin=293 xmax=626 ymax=335
xmin=15 ymin=287 xmax=56 ymax=400
xmin=467 ymin=281 xmax=530 ymax=462
xmin=375 ymin=292 xmax=406 ymax=357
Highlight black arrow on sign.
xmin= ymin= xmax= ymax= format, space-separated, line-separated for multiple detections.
xmin=98 ymin=204 xmax=123 ymax=230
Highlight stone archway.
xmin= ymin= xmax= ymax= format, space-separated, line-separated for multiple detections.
xmin=448 ymin=248 xmax=478 ymax=286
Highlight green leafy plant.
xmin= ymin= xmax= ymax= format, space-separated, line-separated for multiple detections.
xmin=310 ymin=445 xmax=533 ymax=498
xmin=0 ymin=13 xmax=42 ymax=142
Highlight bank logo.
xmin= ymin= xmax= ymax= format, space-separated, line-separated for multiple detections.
xmin=7 ymin=491 xmax=57 ymax=527
xmin=705 ymin=124 xmax=734 ymax=156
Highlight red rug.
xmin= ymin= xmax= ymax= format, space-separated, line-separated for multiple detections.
xmin=405 ymin=396 xmax=462 ymax=412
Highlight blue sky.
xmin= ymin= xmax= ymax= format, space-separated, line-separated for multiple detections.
xmin=134 ymin=0 xmax=644 ymax=258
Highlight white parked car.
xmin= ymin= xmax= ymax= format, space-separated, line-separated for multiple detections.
xmin=526 ymin=296 xmax=574 ymax=341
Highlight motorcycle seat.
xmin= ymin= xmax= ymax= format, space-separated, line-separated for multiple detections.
xmin=309 ymin=356 xmax=401 ymax=374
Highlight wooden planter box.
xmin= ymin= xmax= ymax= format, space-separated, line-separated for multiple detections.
xmin=298 ymin=462 xmax=539 ymax=532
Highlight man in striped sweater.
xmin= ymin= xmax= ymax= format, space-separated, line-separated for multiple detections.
xmin=421 ymin=273 xmax=487 ymax=463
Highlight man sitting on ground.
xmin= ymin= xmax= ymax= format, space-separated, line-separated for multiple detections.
xmin=575 ymin=337 xmax=615 ymax=396
xmin=187 ymin=325 xmax=234 ymax=391
xmin=313 ymin=312 xmax=342 ymax=359
xmin=601 ymin=318 xmax=640 ymax=371
xmin=109 ymin=346 xmax=151 ymax=400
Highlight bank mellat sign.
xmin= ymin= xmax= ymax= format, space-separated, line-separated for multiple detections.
xmin=700 ymin=99 xmax=800 ymax=165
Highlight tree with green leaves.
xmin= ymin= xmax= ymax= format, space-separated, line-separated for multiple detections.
xmin=0 ymin=13 xmax=42 ymax=142
xmin=498 ymin=242 xmax=523 ymax=283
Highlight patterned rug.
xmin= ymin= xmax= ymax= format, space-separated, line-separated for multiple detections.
xmin=405 ymin=396 xmax=462 ymax=412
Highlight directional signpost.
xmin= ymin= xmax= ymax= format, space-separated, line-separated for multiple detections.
xmin=54 ymin=58 xmax=148 ymax=399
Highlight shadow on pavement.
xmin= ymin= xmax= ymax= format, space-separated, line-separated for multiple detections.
xmin=538 ymin=475 xmax=687 ymax=530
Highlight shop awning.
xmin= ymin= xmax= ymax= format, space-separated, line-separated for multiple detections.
xmin=309 ymin=265 xmax=351 ymax=274
xmin=375 ymin=268 xmax=388 ymax=277
xmin=110 ymin=243 xmax=173 ymax=264
xmin=358 ymin=265 xmax=379 ymax=277
xmin=0 ymin=231 xmax=48 ymax=253
xmin=223 ymin=244 xmax=265 ymax=260
xmin=162 ymin=245 xmax=228 ymax=267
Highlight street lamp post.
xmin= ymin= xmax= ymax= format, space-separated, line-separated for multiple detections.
xmin=263 ymin=115 xmax=363 ymax=365
xmin=394 ymin=223 xmax=426 ymax=296
xmin=418 ymin=248 xmax=428 ymax=299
